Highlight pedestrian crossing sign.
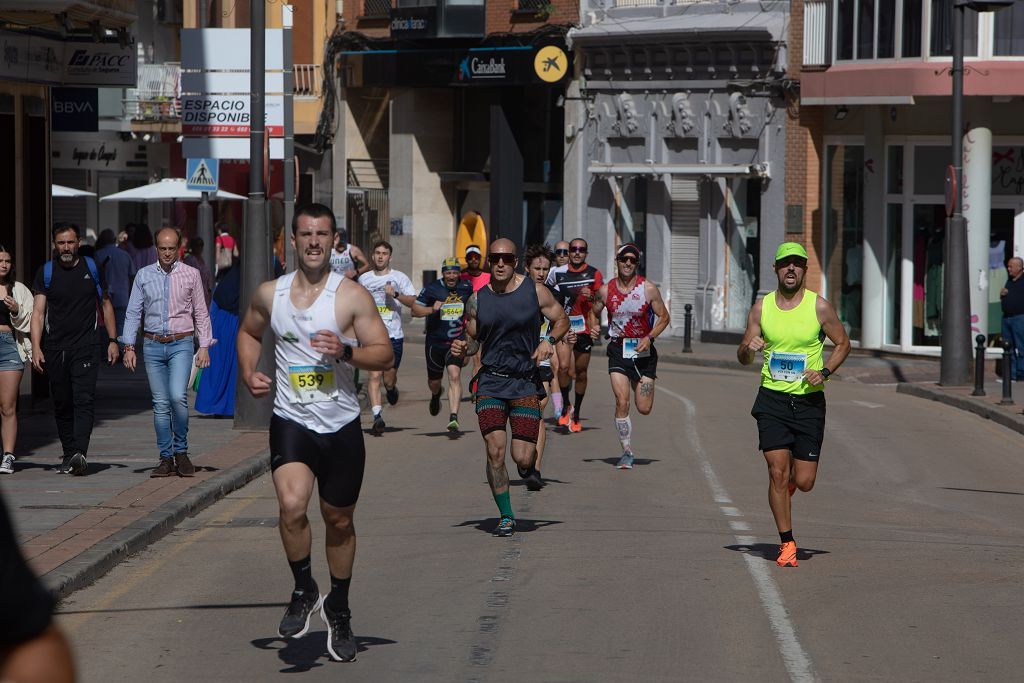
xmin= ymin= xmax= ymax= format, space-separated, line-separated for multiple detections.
xmin=186 ymin=157 xmax=219 ymax=192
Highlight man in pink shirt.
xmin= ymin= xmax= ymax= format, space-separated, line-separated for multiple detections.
xmin=461 ymin=245 xmax=491 ymax=292
xmin=121 ymin=227 xmax=213 ymax=477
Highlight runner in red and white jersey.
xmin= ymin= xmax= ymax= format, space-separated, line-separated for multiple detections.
xmin=588 ymin=243 xmax=670 ymax=469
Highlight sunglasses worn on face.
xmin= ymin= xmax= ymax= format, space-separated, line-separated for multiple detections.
xmin=569 ymin=246 xmax=587 ymax=253
xmin=617 ymin=256 xmax=638 ymax=265
xmin=488 ymin=253 xmax=516 ymax=266
xmin=554 ymin=249 xmax=569 ymax=255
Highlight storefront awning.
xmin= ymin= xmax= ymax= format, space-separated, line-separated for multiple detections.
xmin=589 ymin=162 xmax=768 ymax=178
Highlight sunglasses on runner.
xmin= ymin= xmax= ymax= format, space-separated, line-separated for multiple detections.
xmin=617 ymin=256 xmax=639 ymax=265
xmin=488 ymin=253 xmax=517 ymax=266
xmin=554 ymin=248 xmax=569 ymax=255
xmin=569 ymin=246 xmax=587 ymax=253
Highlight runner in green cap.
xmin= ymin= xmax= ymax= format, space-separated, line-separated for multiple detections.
xmin=736 ymin=241 xmax=851 ymax=568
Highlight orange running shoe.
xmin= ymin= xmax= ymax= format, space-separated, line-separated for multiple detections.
xmin=776 ymin=541 xmax=798 ymax=567
xmin=557 ymin=407 xmax=573 ymax=427
xmin=569 ymin=418 xmax=582 ymax=433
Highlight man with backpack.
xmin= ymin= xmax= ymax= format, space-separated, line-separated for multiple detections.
xmin=30 ymin=222 xmax=119 ymax=476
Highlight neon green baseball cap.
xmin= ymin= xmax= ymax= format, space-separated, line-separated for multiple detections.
xmin=774 ymin=242 xmax=808 ymax=262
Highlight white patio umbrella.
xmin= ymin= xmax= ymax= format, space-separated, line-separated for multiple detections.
xmin=52 ymin=184 xmax=96 ymax=198
xmin=99 ymin=178 xmax=246 ymax=202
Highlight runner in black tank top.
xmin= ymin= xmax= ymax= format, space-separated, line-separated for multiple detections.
xmin=451 ymin=239 xmax=568 ymax=537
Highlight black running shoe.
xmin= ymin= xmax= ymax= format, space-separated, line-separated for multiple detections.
xmin=517 ymin=464 xmax=530 ymax=479
xmin=429 ymin=391 xmax=441 ymax=416
xmin=525 ymin=469 xmax=543 ymax=491
xmin=371 ymin=414 xmax=386 ymax=436
xmin=322 ymin=603 xmax=357 ymax=662
xmin=64 ymin=452 xmax=87 ymax=476
xmin=278 ymin=589 xmax=322 ymax=639
xmin=385 ymin=385 xmax=399 ymax=406
xmin=57 ymin=453 xmax=75 ymax=474
xmin=493 ymin=516 xmax=516 ymax=537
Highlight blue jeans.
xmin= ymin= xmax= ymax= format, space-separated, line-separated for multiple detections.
xmin=1001 ymin=314 xmax=1024 ymax=380
xmin=143 ymin=337 xmax=194 ymax=458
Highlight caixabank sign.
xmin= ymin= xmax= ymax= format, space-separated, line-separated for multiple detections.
xmin=345 ymin=42 xmax=570 ymax=88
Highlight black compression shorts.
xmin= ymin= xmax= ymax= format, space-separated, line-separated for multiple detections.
xmin=573 ymin=334 xmax=594 ymax=354
xmin=425 ymin=342 xmax=466 ymax=380
xmin=750 ymin=386 xmax=826 ymax=461
xmin=606 ymin=339 xmax=658 ymax=382
xmin=269 ymin=414 xmax=366 ymax=508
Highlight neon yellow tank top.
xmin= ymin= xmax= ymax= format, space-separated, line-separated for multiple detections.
xmin=759 ymin=289 xmax=824 ymax=394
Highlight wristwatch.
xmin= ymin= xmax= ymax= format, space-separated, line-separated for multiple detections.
xmin=338 ymin=344 xmax=353 ymax=363
xmin=544 ymin=335 xmax=557 ymax=345
xmin=820 ymin=367 xmax=831 ymax=380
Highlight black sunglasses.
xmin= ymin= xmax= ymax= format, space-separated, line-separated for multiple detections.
xmin=554 ymin=249 xmax=569 ymax=255
xmin=488 ymin=253 xmax=517 ymax=266
xmin=617 ymin=256 xmax=639 ymax=265
xmin=569 ymin=246 xmax=587 ymax=253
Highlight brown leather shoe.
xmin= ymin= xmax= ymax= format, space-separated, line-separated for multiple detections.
xmin=174 ymin=452 xmax=195 ymax=477
xmin=151 ymin=458 xmax=176 ymax=478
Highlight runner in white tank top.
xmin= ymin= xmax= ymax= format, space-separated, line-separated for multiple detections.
xmin=237 ymin=203 xmax=392 ymax=662
xmin=329 ymin=233 xmax=368 ymax=280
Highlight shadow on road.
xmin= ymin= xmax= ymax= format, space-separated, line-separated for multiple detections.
xmin=60 ymin=601 xmax=289 ymax=615
xmin=251 ymin=632 xmax=397 ymax=673
xmin=415 ymin=430 xmax=474 ymax=438
xmin=724 ymin=542 xmax=830 ymax=563
xmin=453 ymin=517 xmax=563 ymax=534
xmin=582 ymin=457 xmax=660 ymax=467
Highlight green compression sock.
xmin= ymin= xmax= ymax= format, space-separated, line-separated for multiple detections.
xmin=493 ymin=490 xmax=514 ymax=519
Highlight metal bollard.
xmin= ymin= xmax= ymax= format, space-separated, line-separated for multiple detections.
xmin=1001 ymin=340 xmax=1015 ymax=405
xmin=971 ymin=334 xmax=986 ymax=397
xmin=683 ymin=303 xmax=693 ymax=353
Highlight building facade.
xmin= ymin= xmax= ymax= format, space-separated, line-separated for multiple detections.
xmin=565 ymin=0 xmax=790 ymax=338
xmin=792 ymin=0 xmax=1024 ymax=354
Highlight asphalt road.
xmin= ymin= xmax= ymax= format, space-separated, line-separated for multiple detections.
xmin=55 ymin=356 xmax=1024 ymax=682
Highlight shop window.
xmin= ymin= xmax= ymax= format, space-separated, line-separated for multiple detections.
xmin=913 ymin=145 xmax=950 ymax=195
xmin=911 ymin=204 xmax=945 ymax=346
xmin=835 ymin=0 xmax=978 ymax=59
xmin=885 ymin=204 xmax=902 ymax=345
xmin=994 ymin=3 xmax=1024 ymax=55
xmin=825 ymin=144 xmax=864 ymax=340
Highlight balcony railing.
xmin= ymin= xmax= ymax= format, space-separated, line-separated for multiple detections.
xmin=803 ymin=0 xmax=831 ymax=68
xmin=125 ymin=62 xmax=180 ymax=121
xmin=294 ymin=64 xmax=323 ymax=98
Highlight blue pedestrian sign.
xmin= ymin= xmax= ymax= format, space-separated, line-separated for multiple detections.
xmin=186 ymin=157 xmax=219 ymax=192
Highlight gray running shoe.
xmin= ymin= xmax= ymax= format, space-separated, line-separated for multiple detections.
xmin=371 ymin=413 xmax=386 ymax=436
xmin=278 ymin=590 xmax=322 ymax=639
xmin=0 ymin=453 xmax=13 ymax=474
xmin=616 ymin=452 xmax=634 ymax=470
xmin=67 ymin=452 xmax=87 ymax=476
xmin=493 ymin=516 xmax=516 ymax=537
xmin=322 ymin=603 xmax=357 ymax=662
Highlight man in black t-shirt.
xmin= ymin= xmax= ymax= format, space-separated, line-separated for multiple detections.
xmin=0 ymin=493 xmax=75 ymax=681
xmin=30 ymin=222 xmax=119 ymax=475
xmin=1000 ymin=256 xmax=1024 ymax=381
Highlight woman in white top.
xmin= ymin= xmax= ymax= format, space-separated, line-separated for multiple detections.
xmin=0 ymin=246 xmax=34 ymax=474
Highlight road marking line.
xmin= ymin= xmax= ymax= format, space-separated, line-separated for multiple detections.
xmin=851 ymin=400 xmax=884 ymax=409
xmin=720 ymin=506 xmax=742 ymax=517
xmin=658 ymin=386 xmax=817 ymax=683
xmin=730 ymin=520 xmax=752 ymax=532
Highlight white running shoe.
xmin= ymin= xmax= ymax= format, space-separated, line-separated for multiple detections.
xmin=0 ymin=453 xmax=13 ymax=474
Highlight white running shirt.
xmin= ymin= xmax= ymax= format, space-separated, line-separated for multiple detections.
xmin=330 ymin=246 xmax=356 ymax=276
xmin=271 ymin=271 xmax=360 ymax=433
xmin=358 ymin=269 xmax=416 ymax=340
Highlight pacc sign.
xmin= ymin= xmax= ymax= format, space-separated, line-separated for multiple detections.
xmin=51 ymin=87 xmax=98 ymax=132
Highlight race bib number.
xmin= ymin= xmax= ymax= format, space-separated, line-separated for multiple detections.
xmin=288 ymin=364 xmax=337 ymax=404
xmin=622 ymin=337 xmax=650 ymax=360
xmin=440 ymin=302 xmax=465 ymax=321
xmin=374 ymin=292 xmax=393 ymax=321
xmin=569 ymin=315 xmax=587 ymax=333
xmin=768 ymin=352 xmax=807 ymax=382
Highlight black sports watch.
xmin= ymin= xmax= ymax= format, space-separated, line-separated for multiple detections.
xmin=338 ymin=344 xmax=353 ymax=363
xmin=819 ymin=367 xmax=831 ymax=380
xmin=544 ymin=335 xmax=557 ymax=345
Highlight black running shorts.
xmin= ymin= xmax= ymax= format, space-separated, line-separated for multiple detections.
xmin=750 ymin=386 xmax=826 ymax=461
xmin=269 ymin=414 xmax=365 ymax=508
xmin=573 ymin=334 xmax=594 ymax=354
xmin=606 ymin=339 xmax=658 ymax=383
xmin=425 ymin=342 xmax=466 ymax=380
xmin=536 ymin=365 xmax=554 ymax=383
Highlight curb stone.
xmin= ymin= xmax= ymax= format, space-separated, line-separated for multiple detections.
xmin=45 ymin=448 xmax=270 ymax=601
xmin=896 ymin=383 xmax=1024 ymax=437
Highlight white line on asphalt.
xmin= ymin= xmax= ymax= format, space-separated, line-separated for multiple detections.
xmin=658 ymin=386 xmax=817 ymax=683
xmin=851 ymin=400 xmax=885 ymax=409
xmin=720 ymin=506 xmax=742 ymax=517
xmin=729 ymin=520 xmax=752 ymax=532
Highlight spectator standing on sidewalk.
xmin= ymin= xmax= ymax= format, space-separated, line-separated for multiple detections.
xmin=196 ymin=265 xmax=241 ymax=417
xmin=95 ymin=228 xmax=136 ymax=337
xmin=182 ymin=236 xmax=213 ymax=309
xmin=1000 ymin=256 xmax=1024 ymax=381
xmin=215 ymin=224 xmax=238 ymax=280
xmin=122 ymin=227 xmax=213 ymax=478
xmin=30 ymin=222 xmax=120 ymax=476
xmin=128 ymin=224 xmax=157 ymax=273
xmin=0 ymin=248 xmax=33 ymax=475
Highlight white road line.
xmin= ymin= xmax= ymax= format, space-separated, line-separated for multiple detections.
xmin=658 ymin=385 xmax=817 ymax=683
xmin=851 ymin=400 xmax=884 ymax=409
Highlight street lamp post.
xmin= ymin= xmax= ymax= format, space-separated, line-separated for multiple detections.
xmin=941 ymin=0 xmax=1014 ymax=386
